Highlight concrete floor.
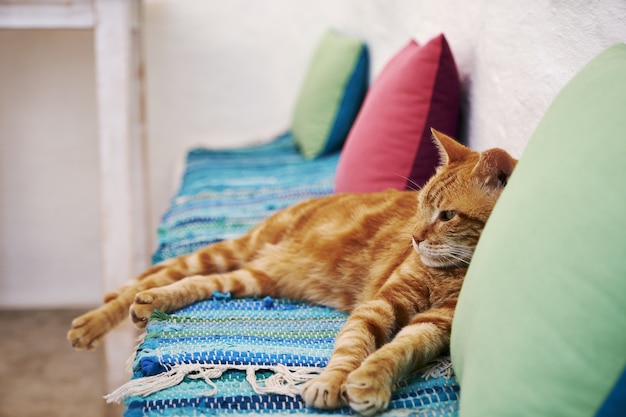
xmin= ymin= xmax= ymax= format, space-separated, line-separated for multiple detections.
xmin=0 ymin=309 xmax=124 ymax=417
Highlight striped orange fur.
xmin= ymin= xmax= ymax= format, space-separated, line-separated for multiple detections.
xmin=68 ymin=129 xmax=516 ymax=416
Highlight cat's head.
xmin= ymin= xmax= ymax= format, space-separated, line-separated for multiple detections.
xmin=412 ymin=129 xmax=517 ymax=268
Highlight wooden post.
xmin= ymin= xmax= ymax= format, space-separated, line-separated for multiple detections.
xmin=94 ymin=0 xmax=150 ymax=392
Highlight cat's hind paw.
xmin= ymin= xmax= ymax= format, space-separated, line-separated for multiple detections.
xmin=300 ymin=370 xmax=348 ymax=410
xmin=67 ymin=309 xmax=110 ymax=351
xmin=344 ymin=367 xmax=392 ymax=416
xmin=130 ymin=290 xmax=160 ymax=328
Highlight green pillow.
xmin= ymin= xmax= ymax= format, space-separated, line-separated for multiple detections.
xmin=292 ymin=29 xmax=368 ymax=159
xmin=451 ymin=43 xmax=626 ymax=416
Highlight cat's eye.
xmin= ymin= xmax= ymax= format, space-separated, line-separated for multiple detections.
xmin=439 ymin=210 xmax=456 ymax=221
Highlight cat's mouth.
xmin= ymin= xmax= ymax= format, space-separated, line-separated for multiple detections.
xmin=411 ymin=237 xmax=472 ymax=268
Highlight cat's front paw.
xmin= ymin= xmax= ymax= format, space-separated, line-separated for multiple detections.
xmin=344 ymin=366 xmax=392 ymax=416
xmin=130 ymin=290 xmax=160 ymax=328
xmin=300 ymin=370 xmax=348 ymax=410
xmin=67 ymin=309 xmax=111 ymax=351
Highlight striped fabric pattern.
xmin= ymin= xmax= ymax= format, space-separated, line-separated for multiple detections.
xmin=121 ymin=133 xmax=460 ymax=416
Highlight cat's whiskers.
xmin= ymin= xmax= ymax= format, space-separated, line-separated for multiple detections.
xmin=449 ymin=244 xmax=474 ymax=255
xmin=446 ymin=245 xmax=475 ymax=265
xmin=418 ymin=243 xmax=474 ymax=266
xmin=391 ymin=173 xmax=423 ymax=191
xmin=444 ymin=253 xmax=471 ymax=266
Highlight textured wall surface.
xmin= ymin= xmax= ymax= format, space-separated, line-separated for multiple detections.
xmin=466 ymin=0 xmax=626 ymax=155
xmin=0 ymin=30 xmax=101 ymax=307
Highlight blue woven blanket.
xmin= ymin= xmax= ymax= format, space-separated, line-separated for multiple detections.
xmin=152 ymin=133 xmax=339 ymax=264
xmin=110 ymin=133 xmax=460 ymax=416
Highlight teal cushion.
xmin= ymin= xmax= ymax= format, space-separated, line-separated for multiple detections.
xmin=292 ymin=29 xmax=368 ymax=159
xmin=451 ymin=43 xmax=626 ymax=416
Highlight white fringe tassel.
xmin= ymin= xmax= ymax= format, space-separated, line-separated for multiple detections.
xmin=419 ymin=356 xmax=454 ymax=380
xmin=104 ymin=363 xmax=322 ymax=404
xmin=246 ymin=364 xmax=321 ymax=397
xmin=105 ymin=357 xmax=453 ymax=404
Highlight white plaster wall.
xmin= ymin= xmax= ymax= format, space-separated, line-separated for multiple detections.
xmin=0 ymin=30 xmax=102 ymax=308
xmin=468 ymin=0 xmax=626 ymax=156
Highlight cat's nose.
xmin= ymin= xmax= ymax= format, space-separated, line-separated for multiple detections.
xmin=412 ymin=234 xmax=425 ymax=245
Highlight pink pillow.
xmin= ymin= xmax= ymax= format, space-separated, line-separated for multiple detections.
xmin=334 ymin=34 xmax=460 ymax=193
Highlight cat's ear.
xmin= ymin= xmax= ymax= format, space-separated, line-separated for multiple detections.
xmin=431 ymin=128 xmax=472 ymax=165
xmin=472 ymin=148 xmax=517 ymax=188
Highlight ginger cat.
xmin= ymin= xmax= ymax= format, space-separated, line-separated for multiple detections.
xmin=68 ymin=129 xmax=516 ymax=416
